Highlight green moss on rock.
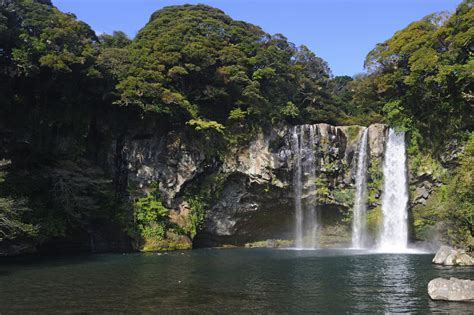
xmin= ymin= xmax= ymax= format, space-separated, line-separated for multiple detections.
xmin=142 ymin=233 xmax=192 ymax=251
xmin=367 ymin=206 xmax=382 ymax=235
xmin=245 ymin=239 xmax=294 ymax=248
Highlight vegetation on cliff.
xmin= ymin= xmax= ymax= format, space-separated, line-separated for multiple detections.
xmin=351 ymin=0 xmax=472 ymax=141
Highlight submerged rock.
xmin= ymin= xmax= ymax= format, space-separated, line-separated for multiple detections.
xmin=244 ymin=239 xmax=293 ymax=248
xmin=432 ymin=246 xmax=474 ymax=266
xmin=428 ymin=278 xmax=474 ymax=302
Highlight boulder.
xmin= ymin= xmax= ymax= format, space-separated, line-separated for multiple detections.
xmin=433 ymin=246 xmax=474 ymax=266
xmin=428 ymin=278 xmax=474 ymax=302
xmin=433 ymin=246 xmax=454 ymax=264
xmin=414 ymin=186 xmax=430 ymax=204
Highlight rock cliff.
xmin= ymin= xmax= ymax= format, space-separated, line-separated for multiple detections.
xmin=119 ymin=123 xmax=388 ymax=248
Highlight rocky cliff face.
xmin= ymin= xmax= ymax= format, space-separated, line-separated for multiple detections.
xmin=119 ymin=123 xmax=388 ymax=248
xmin=197 ymin=124 xmax=388 ymax=247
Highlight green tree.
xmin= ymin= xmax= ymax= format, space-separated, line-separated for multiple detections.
xmin=0 ymin=197 xmax=37 ymax=241
xmin=354 ymin=1 xmax=473 ymax=141
xmin=99 ymin=31 xmax=131 ymax=49
xmin=441 ymin=132 xmax=474 ymax=249
xmin=114 ymin=5 xmax=336 ymax=134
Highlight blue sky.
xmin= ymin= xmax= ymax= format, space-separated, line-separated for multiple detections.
xmin=53 ymin=0 xmax=461 ymax=76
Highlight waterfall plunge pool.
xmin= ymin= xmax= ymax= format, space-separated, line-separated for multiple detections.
xmin=1 ymin=248 xmax=472 ymax=313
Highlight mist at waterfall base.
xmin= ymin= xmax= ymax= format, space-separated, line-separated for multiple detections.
xmin=2 ymin=249 xmax=473 ymax=313
xmin=292 ymin=126 xmax=422 ymax=253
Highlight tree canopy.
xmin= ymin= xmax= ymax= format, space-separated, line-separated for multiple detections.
xmin=114 ymin=4 xmax=340 ymax=134
xmin=352 ymin=0 xmax=473 ymax=142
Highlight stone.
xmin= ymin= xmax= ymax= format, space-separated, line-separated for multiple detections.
xmin=244 ymin=239 xmax=293 ymax=248
xmin=428 ymin=278 xmax=474 ymax=302
xmin=119 ymin=131 xmax=206 ymax=206
xmin=196 ymin=123 xmax=388 ymax=247
xmin=114 ymin=123 xmax=388 ymax=248
xmin=433 ymin=246 xmax=455 ymax=264
xmin=422 ymin=180 xmax=433 ymax=190
xmin=413 ymin=185 xmax=432 ymax=204
xmin=367 ymin=124 xmax=388 ymax=159
xmin=456 ymin=252 xmax=474 ymax=266
xmin=433 ymin=246 xmax=474 ymax=266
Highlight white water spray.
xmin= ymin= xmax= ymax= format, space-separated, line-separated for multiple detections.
xmin=292 ymin=125 xmax=319 ymax=249
xmin=352 ymin=128 xmax=369 ymax=248
xmin=378 ymin=128 xmax=409 ymax=252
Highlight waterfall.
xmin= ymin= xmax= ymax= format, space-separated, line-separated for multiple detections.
xmin=292 ymin=125 xmax=319 ymax=249
xmin=292 ymin=126 xmax=303 ymax=248
xmin=352 ymin=128 xmax=369 ymax=249
xmin=378 ymin=128 xmax=409 ymax=251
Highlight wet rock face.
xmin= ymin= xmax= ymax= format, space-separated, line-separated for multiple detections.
xmin=196 ymin=173 xmax=294 ymax=246
xmin=428 ymin=278 xmax=474 ymax=302
xmin=196 ymin=124 xmax=388 ymax=247
xmin=111 ymin=131 xmax=207 ymax=207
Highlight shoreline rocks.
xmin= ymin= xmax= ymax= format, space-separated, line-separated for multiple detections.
xmin=428 ymin=278 xmax=474 ymax=302
xmin=432 ymin=246 xmax=474 ymax=266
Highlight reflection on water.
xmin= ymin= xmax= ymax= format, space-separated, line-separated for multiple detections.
xmin=0 ymin=249 xmax=473 ymax=313
xmin=379 ymin=255 xmax=415 ymax=313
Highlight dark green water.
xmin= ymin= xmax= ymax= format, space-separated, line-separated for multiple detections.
xmin=0 ymin=248 xmax=473 ymax=313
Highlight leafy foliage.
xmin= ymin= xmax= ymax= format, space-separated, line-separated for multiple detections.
xmin=184 ymin=197 xmax=206 ymax=238
xmin=0 ymin=197 xmax=37 ymax=241
xmin=114 ymin=4 xmax=339 ymax=134
xmin=439 ymin=133 xmax=474 ymax=248
xmin=132 ymin=187 xmax=169 ymax=241
xmin=412 ymin=133 xmax=474 ymax=250
xmin=353 ymin=1 xmax=473 ymax=142
xmin=98 ymin=31 xmax=131 ymax=49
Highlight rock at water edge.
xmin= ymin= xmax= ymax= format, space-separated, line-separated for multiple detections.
xmin=432 ymin=246 xmax=474 ymax=266
xmin=428 ymin=278 xmax=474 ymax=302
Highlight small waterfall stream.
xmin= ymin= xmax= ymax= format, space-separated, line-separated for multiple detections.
xmin=378 ymin=128 xmax=409 ymax=251
xmin=352 ymin=128 xmax=369 ymax=248
xmin=292 ymin=125 xmax=318 ymax=249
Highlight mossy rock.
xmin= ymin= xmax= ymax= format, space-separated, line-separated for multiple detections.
xmin=367 ymin=206 xmax=381 ymax=235
xmin=345 ymin=126 xmax=362 ymax=144
xmin=141 ymin=233 xmax=192 ymax=251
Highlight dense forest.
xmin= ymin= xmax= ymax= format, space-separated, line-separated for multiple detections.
xmin=0 ymin=0 xmax=472 ymax=254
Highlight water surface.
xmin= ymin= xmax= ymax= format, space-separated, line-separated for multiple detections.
xmin=0 ymin=249 xmax=473 ymax=313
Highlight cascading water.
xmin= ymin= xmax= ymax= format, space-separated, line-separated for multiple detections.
xmin=292 ymin=125 xmax=319 ymax=249
xmin=292 ymin=126 xmax=303 ymax=248
xmin=352 ymin=128 xmax=369 ymax=249
xmin=378 ymin=128 xmax=409 ymax=252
